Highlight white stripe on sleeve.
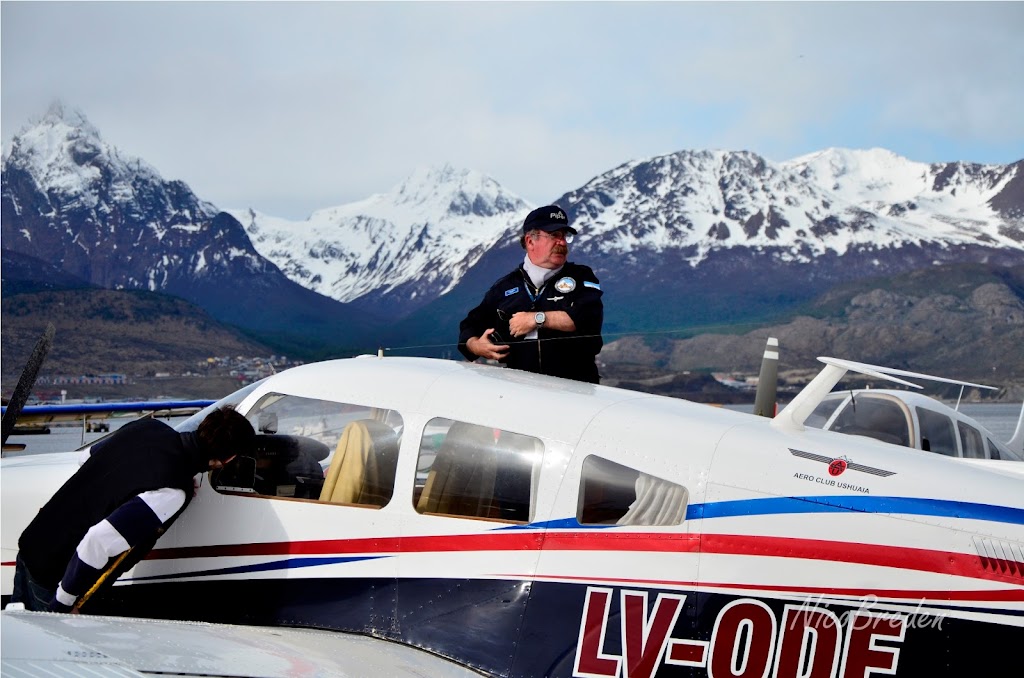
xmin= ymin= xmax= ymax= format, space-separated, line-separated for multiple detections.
xmin=76 ymin=520 xmax=130 ymax=570
xmin=139 ymin=487 xmax=188 ymax=523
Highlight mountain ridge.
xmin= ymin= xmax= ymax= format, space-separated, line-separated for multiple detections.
xmin=3 ymin=103 xmax=1022 ymax=375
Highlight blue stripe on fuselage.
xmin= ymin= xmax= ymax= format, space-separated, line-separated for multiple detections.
xmin=510 ymin=497 xmax=1024 ymax=531
xmin=687 ymin=496 xmax=1024 ymax=525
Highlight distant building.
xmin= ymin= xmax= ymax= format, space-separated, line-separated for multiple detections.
xmin=46 ymin=373 xmax=127 ymax=385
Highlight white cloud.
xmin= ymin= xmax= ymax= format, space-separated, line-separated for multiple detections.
xmin=2 ymin=1 xmax=1022 ymax=219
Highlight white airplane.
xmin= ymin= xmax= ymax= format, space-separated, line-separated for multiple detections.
xmin=2 ymin=353 xmax=1023 ymax=677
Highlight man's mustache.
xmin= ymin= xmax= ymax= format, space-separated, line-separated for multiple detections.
xmin=553 ymin=246 xmax=568 ymax=254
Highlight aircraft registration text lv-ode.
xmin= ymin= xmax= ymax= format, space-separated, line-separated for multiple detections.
xmin=2 ymin=355 xmax=1023 ymax=677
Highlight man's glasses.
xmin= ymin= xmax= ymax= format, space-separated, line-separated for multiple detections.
xmin=533 ymin=230 xmax=574 ymax=244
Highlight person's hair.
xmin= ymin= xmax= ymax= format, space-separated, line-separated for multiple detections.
xmin=196 ymin=406 xmax=255 ymax=461
xmin=520 ymin=229 xmax=542 ymax=249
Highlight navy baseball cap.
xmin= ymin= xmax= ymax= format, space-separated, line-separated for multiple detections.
xmin=522 ymin=205 xmax=576 ymax=235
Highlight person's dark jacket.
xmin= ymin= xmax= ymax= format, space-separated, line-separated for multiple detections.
xmin=459 ymin=262 xmax=603 ymax=383
xmin=17 ymin=418 xmax=203 ymax=592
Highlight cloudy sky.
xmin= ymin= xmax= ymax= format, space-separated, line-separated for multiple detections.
xmin=3 ymin=2 xmax=1022 ymax=220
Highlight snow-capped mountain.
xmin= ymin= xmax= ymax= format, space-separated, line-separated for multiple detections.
xmin=2 ymin=102 xmax=231 ymax=288
xmin=563 ymin=148 xmax=1023 ymax=263
xmin=228 ymin=165 xmax=529 ymax=316
xmin=1 ymin=103 xmax=373 ymax=347
xmin=783 ymin=148 xmax=1023 ymax=243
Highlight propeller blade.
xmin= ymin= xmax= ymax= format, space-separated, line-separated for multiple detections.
xmin=752 ymin=337 xmax=779 ymax=418
xmin=2 ymin=322 xmax=55 ymax=445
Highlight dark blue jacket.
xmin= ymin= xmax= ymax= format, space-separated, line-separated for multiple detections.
xmin=459 ymin=262 xmax=604 ymax=383
xmin=18 ymin=418 xmax=202 ymax=591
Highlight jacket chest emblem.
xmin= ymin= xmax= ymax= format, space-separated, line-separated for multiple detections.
xmin=554 ymin=277 xmax=576 ymax=293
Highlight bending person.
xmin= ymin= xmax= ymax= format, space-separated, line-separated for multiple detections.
xmin=12 ymin=406 xmax=254 ymax=612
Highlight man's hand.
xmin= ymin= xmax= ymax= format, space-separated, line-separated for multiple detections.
xmin=466 ymin=329 xmax=509 ymax=360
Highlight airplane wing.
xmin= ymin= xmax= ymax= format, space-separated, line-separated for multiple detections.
xmin=0 ymin=608 xmax=483 ymax=678
xmin=1 ymin=400 xmax=217 ymax=425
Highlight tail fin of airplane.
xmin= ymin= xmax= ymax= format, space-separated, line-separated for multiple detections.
xmin=1008 ymin=403 xmax=1024 ymax=456
xmin=752 ymin=337 xmax=779 ymax=418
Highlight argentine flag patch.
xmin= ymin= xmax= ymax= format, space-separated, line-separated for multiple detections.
xmin=584 ymin=281 xmax=601 ymax=290
xmin=504 ymin=287 xmax=520 ymax=297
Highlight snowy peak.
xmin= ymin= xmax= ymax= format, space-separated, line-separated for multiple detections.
xmin=230 ymin=164 xmax=530 ymax=313
xmin=40 ymin=100 xmax=100 ymax=135
xmin=782 ymin=147 xmax=1023 ymax=244
xmin=3 ymin=101 xmax=215 ymax=221
xmin=782 ymin=147 xmax=1011 ymax=204
xmin=389 ymin=164 xmax=522 ymax=217
xmin=1 ymin=105 xmax=251 ymax=293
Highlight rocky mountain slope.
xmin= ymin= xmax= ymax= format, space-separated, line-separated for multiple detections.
xmin=600 ymin=263 xmax=1024 ymax=394
xmin=1 ymin=288 xmax=274 ymax=398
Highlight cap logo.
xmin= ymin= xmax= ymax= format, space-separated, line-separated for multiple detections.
xmin=550 ymin=211 xmax=566 ymax=221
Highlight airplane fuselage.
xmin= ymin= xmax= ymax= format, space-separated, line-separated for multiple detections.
xmin=3 ymin=357 xmax=1022 ymax=677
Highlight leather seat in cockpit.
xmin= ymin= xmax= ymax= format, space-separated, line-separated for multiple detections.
xmin=320 ymin=419 xmax=400 ymax=506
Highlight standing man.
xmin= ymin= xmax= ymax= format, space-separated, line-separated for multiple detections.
xmin=12 ymin=406 xmax=255 ymax=612
xmin=459 ymin=205 xmax=603 ymax=383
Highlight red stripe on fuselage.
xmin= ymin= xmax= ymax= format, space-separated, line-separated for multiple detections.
xmin=148 ymin=532 xmax=698 ymax=560
xmin=146 ymin=531 xmax=1023 ymax=585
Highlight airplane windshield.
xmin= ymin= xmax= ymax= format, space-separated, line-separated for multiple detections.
xmin=210 ymin=392 xmax=404 ymax=504
xmin=826 ymin=395 xmax=911 ymax=447
xmin=175 ymin=379 xmax=266 ymax=433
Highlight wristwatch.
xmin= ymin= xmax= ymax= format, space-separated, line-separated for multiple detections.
xmin=534 ymin=311 xmax=546 ymax=327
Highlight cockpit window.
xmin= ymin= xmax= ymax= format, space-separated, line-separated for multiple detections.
xmin=806 ymin=397 xmax=845 ymax=430
xmin=577 ymin=455 xmax=687 ymax=526
xmin=916 ymin=407 xmax=957 ymax=456
xmin=828 ymin=396 xmax=910 ymax=447
xmin=212 ymin=393 xmax=403 ymax=507
xmin=958 ymin=422 xmax=985 ymax=459
xmin=414 ymin=418 xmax=541 ymax=524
